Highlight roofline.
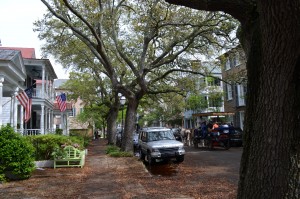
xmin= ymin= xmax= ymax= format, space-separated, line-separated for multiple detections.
xmin=192 ymin=112 xmax=235 ymax=117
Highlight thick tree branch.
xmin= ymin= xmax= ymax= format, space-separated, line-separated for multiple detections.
xmin=165 ymin=0 xmax=253 ymax=23
xmin=150 ymin=68 xmax=232 ymax=85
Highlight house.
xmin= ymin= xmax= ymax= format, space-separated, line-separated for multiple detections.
xmin=0 ymin=47 xmax=71 ymax=135
xmin=183 ymin=61 xmax=226 ymax=129
xmin=220 ymin=46 xmax=247 ymax=129
xmin=53 ymin=79 xmax=91 ymax=136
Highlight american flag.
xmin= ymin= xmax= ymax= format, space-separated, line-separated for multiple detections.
xmin=56 ymin=93 xmax=67 ymax=112
xmin=16 ymin=86 xmax=33 ymax=123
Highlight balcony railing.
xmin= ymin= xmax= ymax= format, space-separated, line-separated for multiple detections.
xmin=32 ymin=88 xmax=54 ymax=101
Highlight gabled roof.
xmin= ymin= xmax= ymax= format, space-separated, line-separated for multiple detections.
xmin=0 ymin=49 xmax=20 ymax=60
xmin=54 ymin=79 xmax=69 ymax=88
xmin=0 ymin=47 xmax=36 ymax=58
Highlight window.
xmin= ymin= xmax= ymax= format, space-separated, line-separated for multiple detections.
xmin=68 ymin=107 xmax=76 ymax=117
xmin=72 ymin=107 xmax=76 ymax=116
xmin=199 ymin=78 xmax=206 ymax=88
xmin=208 ymin=96 xmax=222 ymax=108
xmin=239 ymin=111 xmax=244 ymax=130
xmin=207 ymin=77 xmax=221 ymax=86
xmin=226 ymin=84 xmax=233 ymax=100
xmin=237 ymin=84 xmax=246 ymax=106
xmin=225 ymin=58 xmax=231 ymax=70
xmin=235 ymin=52 xmax=240 ymax=66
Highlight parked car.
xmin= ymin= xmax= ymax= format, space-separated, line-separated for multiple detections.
xmin=133 ymin=132 xmax=139 ymax=151
xmin=138 ymin=127 xmax=185 ymax=164
xmin=229 ymin=127 xmax=243 ymax=147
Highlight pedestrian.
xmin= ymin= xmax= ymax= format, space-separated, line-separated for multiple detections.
xmin=207 ymin=121 xmax=213 ymax=132
xmin=185 ymin=129 xmax=191 ymax=146
xmin=213 ymin=122 xmax=219 ymax=129
xmin=201 ymin=121 xmax=208 ymax=138
xmin=94 ymin=129 xmax=98 ymax=140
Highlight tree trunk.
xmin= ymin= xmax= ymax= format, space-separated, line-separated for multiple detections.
xmin=121 ymin=96 xmax=139 ymax=153
xmin=237 ymin=1 xmax=300 ymax=198
xmin=106 ymin=105 xmax=119 ymax=145
xmin=163 ymin=1 xmax=300 ymax=198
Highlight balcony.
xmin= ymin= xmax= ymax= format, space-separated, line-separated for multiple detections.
xmin=32 ymin=88 xmax=54 ymax=101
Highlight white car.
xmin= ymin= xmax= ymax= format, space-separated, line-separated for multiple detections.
xmin=138 ymin=127 xmax=185 ymax=164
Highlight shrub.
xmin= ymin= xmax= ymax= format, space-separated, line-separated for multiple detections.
xmin=25 ymin=134 xmax=85 ymax=161
xmin=105 ymin=145 xmax=132 ymax=157
xmin=55 ymin=129 xmax=63 ymax=135
xmin=0 ymin=125 xmax=35 ymax=181
xmin=69 ymin=129 xmax=91 ymax=148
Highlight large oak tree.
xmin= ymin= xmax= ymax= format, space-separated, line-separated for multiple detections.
xmin=39 ymin=0 xmax=237 ymax=152
xmin=165 ymin=0 xmax=300 ymax=198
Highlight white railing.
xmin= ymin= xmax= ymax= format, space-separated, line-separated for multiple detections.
xmin=22 ymin=129 xmax=41 ymax=136
xmin=17 ymin=129 xmax=56 ymax=136
xmin=32 ymin=88 xmax=54 ymax=101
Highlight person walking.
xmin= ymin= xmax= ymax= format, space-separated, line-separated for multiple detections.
xmin=94 ymin=129 xmax=98 ymax=140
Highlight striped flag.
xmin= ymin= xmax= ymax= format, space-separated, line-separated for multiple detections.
xmin=16 ymin=86 xmax=33 ymax=123
xmin=56 ymin=93 xmax=67 ymax=112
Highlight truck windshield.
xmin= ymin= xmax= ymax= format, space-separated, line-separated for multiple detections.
xmin=148 ymin=130 xmax=175 ymax=141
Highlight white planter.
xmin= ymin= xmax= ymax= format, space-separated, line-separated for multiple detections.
xmin=35 ymin=160 xmax=54 ymax=168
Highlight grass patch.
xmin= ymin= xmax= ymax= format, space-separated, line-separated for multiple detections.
xmin=105 ymin=145 xmax=133 ymax=157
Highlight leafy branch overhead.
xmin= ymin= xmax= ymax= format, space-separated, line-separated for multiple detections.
xmin=37 ymin=0 xmax=239 ymax=151
xmin=37 ymin=0 xmax=239 ymax=96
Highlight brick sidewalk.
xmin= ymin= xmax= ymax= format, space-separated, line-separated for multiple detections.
xmin=0 ymin=138 xmax=153 ymax=199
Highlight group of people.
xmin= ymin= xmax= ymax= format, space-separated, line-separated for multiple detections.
xmin=194 ymin=121 xmax=233 ymax=139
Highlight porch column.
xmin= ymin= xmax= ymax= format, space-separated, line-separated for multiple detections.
xmin=0 ymin=76 xmax=3 ymax=126
xmin=50 ymin=81 xmax=53 ymax=100
xmin=66 ymin=114 xmax=69 ymax=136
xmin=20 ymin=106 xmax=24 ymax=134
xmin=41 ymin=105 xmax=45 ymax=134
xmin=13 ymin=88 xmax=18 ymax=131
xmin=46 ymin=75 xmax=49 ymax=99
xmin=48 ymin=109 xmax=51 ymax=133
xmin=51 ymin=110 xmax=54 ymax=132
xmin=42 ymin=66 xmax=45 ymax=99
xmin=61 ymin=112 xmax=65 ymax=134
xmin=10 ymin=94 xmax=13 ymax=125
xmin=45 ymin=107 xmax=48 ymax=133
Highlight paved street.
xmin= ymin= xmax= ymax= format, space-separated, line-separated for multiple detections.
xmin=143 ymin=145 xmax=242 ymax=185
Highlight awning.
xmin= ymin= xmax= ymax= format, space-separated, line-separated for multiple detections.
xmin=192 ymin=112 xmax=235 ymax=117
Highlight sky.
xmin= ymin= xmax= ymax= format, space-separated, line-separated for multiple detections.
xmin=0 ymin=0 xmax=69 ymax=79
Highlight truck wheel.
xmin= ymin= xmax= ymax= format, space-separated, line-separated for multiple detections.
xmin=224 ymin=140 xmax=231 ymax=150
xmin=176 ymin=155 xmax=184 ymax=163
xmin=207 ymin=140 xmax=214 ymax=150
xmin=147 ymin=152 xmax=154 ymax=165
xmin=193 ymin=139 xmax=198 ymax=148
xmin=139 ymin=149 xmax=145 ymax=161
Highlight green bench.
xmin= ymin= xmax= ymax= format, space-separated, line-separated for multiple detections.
xmin=53 ymin=145 xmax=86 ymax=169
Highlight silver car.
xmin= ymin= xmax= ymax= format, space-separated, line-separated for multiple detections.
xmin=138 ymin=127 xmax=185 ymax=164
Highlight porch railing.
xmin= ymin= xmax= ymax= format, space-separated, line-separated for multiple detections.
xmin=17 ymin=129 xmax=56 ymax=136
xmin=21 ymin=129 xmax=41 ymax=136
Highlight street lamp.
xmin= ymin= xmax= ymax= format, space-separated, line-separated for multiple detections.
xmin=120 ymin=96 xmax=126 ymax=132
